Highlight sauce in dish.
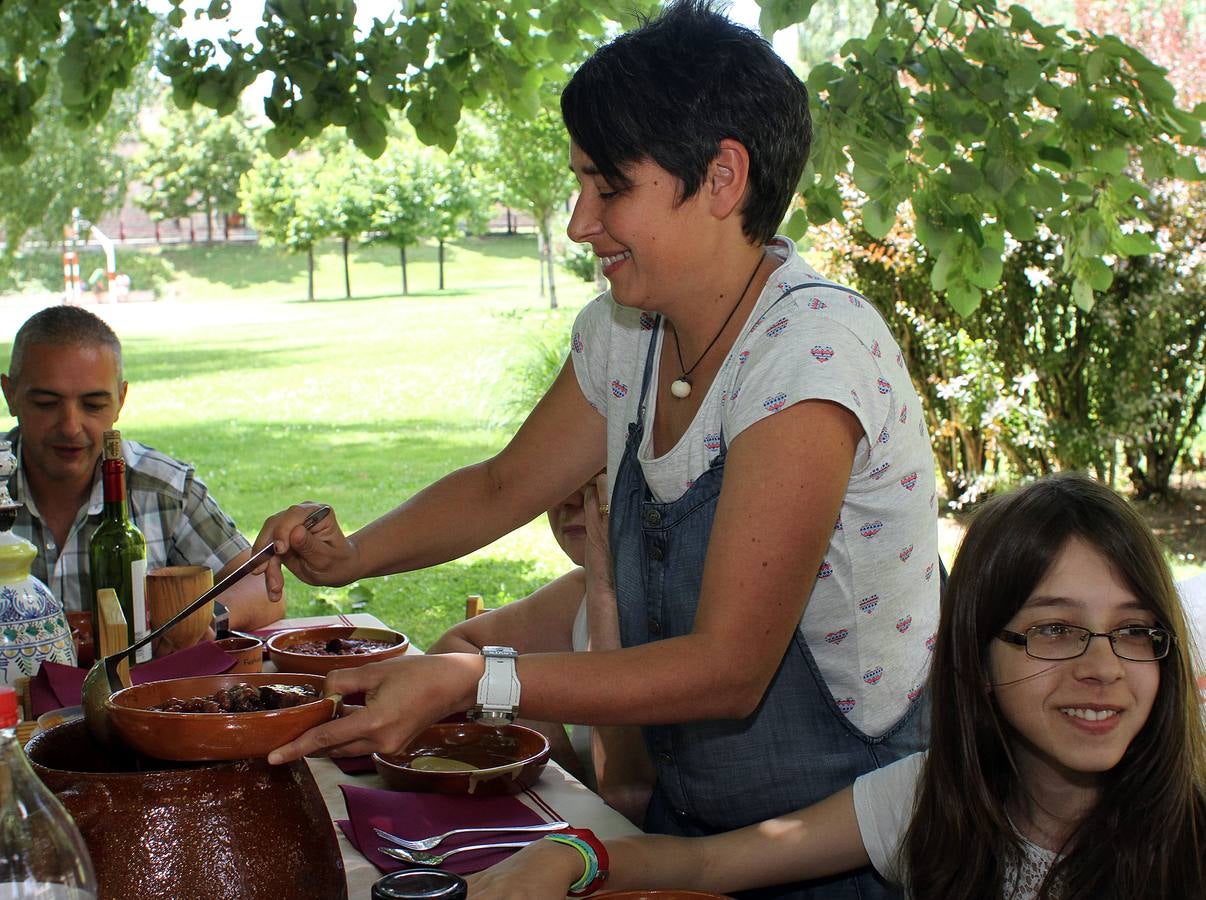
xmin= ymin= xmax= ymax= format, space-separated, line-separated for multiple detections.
xmin=288 ymin=638 xmax=398 ymax=656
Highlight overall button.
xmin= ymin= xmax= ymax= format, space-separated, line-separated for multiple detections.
xmin=644 ymin=508 xmax=662 ymax=526
xmin=647 ymin=617 xmax=662 ymax=635
xmin=657 ymin=751 xmax=673 ymax=764
xmin=648 ymin=544 xmax=663 ymax=561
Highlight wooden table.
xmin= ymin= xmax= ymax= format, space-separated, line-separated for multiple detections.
xmin=261 ymin=615 xmax=643 ymax=898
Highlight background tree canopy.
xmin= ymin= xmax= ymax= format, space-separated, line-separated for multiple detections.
xmin=0 ymin=0 xmax=1202 ymax=313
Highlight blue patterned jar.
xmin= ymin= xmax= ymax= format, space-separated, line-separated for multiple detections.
xmin=0 ymin=440 xmax=76 ymax=684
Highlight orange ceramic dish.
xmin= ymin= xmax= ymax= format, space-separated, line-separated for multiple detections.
xmin=266 ymin=625 xmax=409 ymax=676
xmin=374 ymin=721 xmax=550 ymax=796
xmin=213 ymin=635 xmax=264 ymax=674
xmin=595 ymin=887 xmax=728 ymax=892
xmin=105 ymin=673 xmax=339 ymax=761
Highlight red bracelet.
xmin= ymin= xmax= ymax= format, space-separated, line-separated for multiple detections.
xmin=545 ymin=827 xmax=610 ymax=897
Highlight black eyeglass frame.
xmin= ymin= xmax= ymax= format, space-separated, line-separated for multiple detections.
xmin=996 ymin=624 xmax=1173 ymax=662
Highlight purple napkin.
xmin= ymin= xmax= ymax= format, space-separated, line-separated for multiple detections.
xmin=338 ymin=784 xmax=555 ymax=875
xmin=332 ymin=755 xmax=377 ymax=775
xmin=28 ymin=642 xmax=237 ymax=717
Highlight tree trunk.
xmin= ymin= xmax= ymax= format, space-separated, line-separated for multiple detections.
xmin=400 ymin=245 xmax=409 ymax=296
xmin=541 ymin=215 xmax=557 ymax=309
xmin=307 ymin=245 xmax=315 ymax=301
xmin=536 ymin=229 xmax=546 ymax=298
xmin=438 ymin=239 xmax=445 ymax=290
xmin=205 ymin=203 xmax=213 ymax=243
xmin=342 ymin=235 xmax=352 ymax=299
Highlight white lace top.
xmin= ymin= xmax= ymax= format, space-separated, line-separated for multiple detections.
xmin=853 ymin=752 xmax=1064 ymax=899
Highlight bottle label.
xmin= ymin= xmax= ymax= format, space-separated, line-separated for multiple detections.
xmin=131 ymin=558 xmax=150 ymax=664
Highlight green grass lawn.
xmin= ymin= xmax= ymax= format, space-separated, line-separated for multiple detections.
xmin=1 ymin=235 xmax=598 ymax=648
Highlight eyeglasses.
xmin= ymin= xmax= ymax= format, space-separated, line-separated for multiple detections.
xmin=997 ymin=624 xmax=1172 ymax=662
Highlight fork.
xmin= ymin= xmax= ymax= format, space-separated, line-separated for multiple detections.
xmin=378 ymin=840 xmax=539 ymax=866
xmin=373 ymin=821 xmax=568 ymax=852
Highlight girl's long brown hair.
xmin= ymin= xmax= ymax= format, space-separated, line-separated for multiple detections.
xmin=904 ymin=473 xmax=1206 ymax=899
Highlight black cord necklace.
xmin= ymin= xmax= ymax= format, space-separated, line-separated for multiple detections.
xmin=669 ymin=253 xmax=765 ymax=399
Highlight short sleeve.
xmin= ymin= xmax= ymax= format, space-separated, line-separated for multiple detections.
xmin=570 ymin=294 xmax=613 ymax=415
xmin=852 ymin=751 xmax=924 ymax=885
xmin=725 ymin=303 xmax=894 ymax=453
xmin=169 ymin=472 xmax=249 ymax=570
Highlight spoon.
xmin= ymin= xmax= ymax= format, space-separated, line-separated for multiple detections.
xmin=378 ymin=840 xmax=539 ymax=867
xmin=82 ymin=504 xmax=332 ymax=747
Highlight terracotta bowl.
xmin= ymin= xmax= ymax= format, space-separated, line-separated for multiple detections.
xmin=105 ymin=672 xmax=339 ymax=761
xmin=595 ymin=887 xmax=728 ymax=892
xmin=213 ymin=635 xmax=264 ymax=673
xmin=266 ymin=625 xmax=409 ymax=676
xmin=374 ymin=721 xmax=550 ymax=796
xmin=26 ymin=720 xmax=347 ymax=900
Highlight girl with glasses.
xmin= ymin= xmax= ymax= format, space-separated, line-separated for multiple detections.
xmin=468 ymin=472 xmax=1206 ymax=899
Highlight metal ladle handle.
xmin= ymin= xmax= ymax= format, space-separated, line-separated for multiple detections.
xmin=125 ymin=504 xmax=331 ymax=657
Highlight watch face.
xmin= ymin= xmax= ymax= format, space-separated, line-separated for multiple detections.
xmin=482 ymin=646 xmax=518 ymax=658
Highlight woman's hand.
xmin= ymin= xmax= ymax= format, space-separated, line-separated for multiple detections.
xmin=465 ymin=839 xmax=583 ymax=899
xmin=251 ymin=502 xmax=360 ymax=601
xmin=266 ymin=652 xmax=483 ymax=763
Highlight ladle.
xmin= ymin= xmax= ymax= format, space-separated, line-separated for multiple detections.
xmin=82 ymin=505 xmax=332 ymax=746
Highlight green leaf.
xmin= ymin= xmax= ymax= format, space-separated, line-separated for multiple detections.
xmin=1086 ymin=256 xmax=1113 ymax=291
xmin=1003 ymin=205 xmax=1037 ymax=240
xmin=863 ymin=200 xmax=895 ymax=239
xmin=1084 ymin=48 xmax=1108 ymax=84
xmin=945 ymin=281 xmax=982 ymax=315
xmin=759 ymin=0 xmax=818 ymax=35
xmin=782 ymin=208 xmax=808 ymax=241
xmin=933 ymin=0 xmax=957 ymax=30
xmin=1006 ymin=55 xmax=1041 ymax=94
xmin=1114 ymin=232 xmax=1158 ymax=256
xmin=1091 ymin=146 xmax=1128 ymax=175
xmin=1071 ymin=277 xmax=1095 ymax=310
xmin=968 ymin=245 xmax=1004 ymax=290
xmin=1038 ymin=145 xmax=1073 ymax=171
xmin=931 ymin=239 xmax=960 ymax=291
xmin=947 ymin=158 xmax=983 ymax=193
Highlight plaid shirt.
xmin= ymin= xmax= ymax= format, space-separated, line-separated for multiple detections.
xmin=6 ymin=428 xmax=249 ymax=612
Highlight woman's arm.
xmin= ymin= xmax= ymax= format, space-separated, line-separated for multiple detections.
xmin=267 ymin=399 xmax=859 ymax=762
xmin=465 ymin=785 xmax=871 ymax=898
xmin=426 ymin=569 xmax=591 ymax=781
xmin=252 ymin=359 xmax=606 ymax=599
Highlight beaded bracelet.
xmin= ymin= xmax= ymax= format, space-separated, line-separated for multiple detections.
xmin=545 ymin=827 xmax=610 ymax=897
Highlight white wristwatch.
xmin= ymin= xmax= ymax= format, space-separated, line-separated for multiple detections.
xmin=470 ymin=646 xmax=521 ymax=724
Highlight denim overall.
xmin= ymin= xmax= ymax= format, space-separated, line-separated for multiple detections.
xmin=609 ymin=308 xmax=929 ymax=900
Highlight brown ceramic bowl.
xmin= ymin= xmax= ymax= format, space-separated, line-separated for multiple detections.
xmin=595 ymin=887 xmax=728 ymax=892
xmin=105 ymin=672 xmax=339 ymax=762
xmin=374 ymin=720 xmax=550 ymax=796
xmin=213 ymin=635 xmax=264 ymax=673
xmin=266 ymin=625 xmax=409 ymax=676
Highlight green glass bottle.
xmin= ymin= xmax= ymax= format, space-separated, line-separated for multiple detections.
xmin=87 ymin=430 xmax=149 ymax=664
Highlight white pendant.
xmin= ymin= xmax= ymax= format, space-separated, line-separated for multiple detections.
xmin=670 ymin=378 xmax=692 ymax=399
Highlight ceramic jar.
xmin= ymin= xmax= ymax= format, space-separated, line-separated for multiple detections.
xmin=0 ymin=440 xmax=76 ymax=684
xmin=27 ymin=720 xmax=348 ymax=900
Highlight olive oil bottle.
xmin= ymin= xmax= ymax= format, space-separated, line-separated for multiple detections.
xmin=87 ymin=430 xmax=149 ymax=663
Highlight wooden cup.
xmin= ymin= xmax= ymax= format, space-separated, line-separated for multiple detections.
xmin=145 ymin=565 xmax=214 ymax=656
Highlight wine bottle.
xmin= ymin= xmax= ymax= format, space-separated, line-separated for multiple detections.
xmin=86 ymin=431 xmax=149 ymax=664
xmin=0 ymin=686 xmax=98 ymax=899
